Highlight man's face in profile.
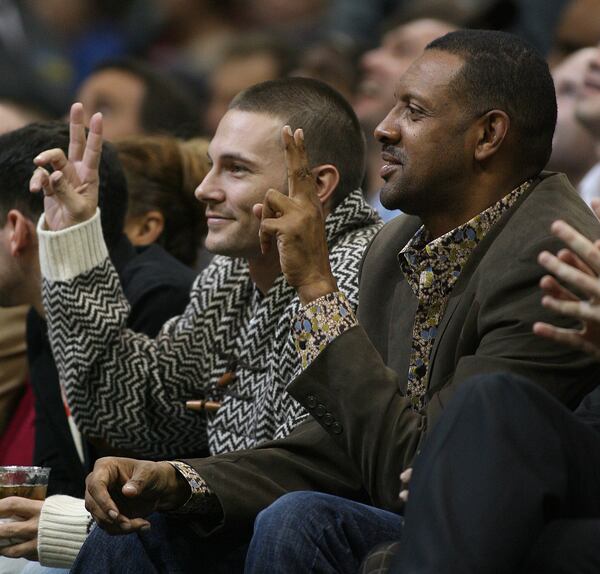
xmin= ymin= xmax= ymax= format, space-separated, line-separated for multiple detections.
xmin=375 ymin=49 xmax=473 ymax=215
xmin=195 ymin=109 xmax=287 ymax=259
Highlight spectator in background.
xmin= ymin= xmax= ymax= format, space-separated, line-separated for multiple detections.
xmin=574 ymin=43 xmax=600 ymax=205
xmin=204 ymin=35 xmax=296 ymax=134
xmin=548 ymin=48 xmax=598 ymax=189
xmin=76 ymin=58 xmax=202 ymax=141
xmin=0 ymin=99 xmax=52 ymax=466
xmin=0 ymin=122 xmax=196 ymax=570
xmin=292 ymin=38 xmax=360 ymax=102
xmin=116 ymin=135 xmax=210 ymax=268
xmin=353 ymin=18 xmax=456 ymax=220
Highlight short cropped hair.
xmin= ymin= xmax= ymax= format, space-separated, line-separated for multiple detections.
xmin=427 ymin=30 xmax=557 ymax=175
xmin=229 ymin=77 xmax=366 ymax=206
xmin=0 ymin=122 xmax=128 ymax=249
xmin=90 ymin=58 xmax=201 ymax=138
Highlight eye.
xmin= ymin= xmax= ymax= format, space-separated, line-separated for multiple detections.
xmin=229 ymin=163 xmax=249 ymax=174
xmin=406 ymin=104 xmax=424 ymax=119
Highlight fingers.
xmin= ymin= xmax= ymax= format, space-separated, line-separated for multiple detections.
xmin=533 ymin=321 xmax=600 ymax=360
xmin=400 ymin=468 xmax=413 ymax=484
xmin=29 ymin=166 xmax=50 ymax=194
xmin=0 ymin=537 xmax=37 ymax=560
xmin=82 ymin=112 xmax=103 ymax=177
xmin=557 ymin=248 xmax=595 ymax=277
xmin=399 ymin=489 xmax=409 ymax=503
xmin=85 ymin=467 xmax=121 ymax=529
xmin=550 ymin=220 xmax=600 ymax=275
xmin=282 ymin=126 xmax=315 ymax=201
xmin=591 ymin=198 xmax=600 ymax=221
xmin=539 ymin=275 xmax=579 ymax=302
xmin=33 ymin=148 xmax=69 ymax=173
xmin=0 ymin=497 xmax=41 ymax=519
xmin=0 ymin=517 xmax=37 ymax=541
xmin=69 ymin=102 xmax=86 ymax=162
xmin=258 ymin=189 xmax=294 ymax=254
xmin=538 ymin=251 xmax=600 ymax=301
xmin=541 ymin=294 xmax=600 ymax=323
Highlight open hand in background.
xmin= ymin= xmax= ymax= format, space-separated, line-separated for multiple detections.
xmin=534 ymin=199 xmax=600 ymax=359
xmin=30 ymin=102 xmax=102 ymax=231
xmin=253 ymin=126 xmax=338 ymax=305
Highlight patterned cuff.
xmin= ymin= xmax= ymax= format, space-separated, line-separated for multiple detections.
xmin=167 ymin=461 xmax=223 ymax=517
xmin=292 ymin=291 xmax=357 ymax=369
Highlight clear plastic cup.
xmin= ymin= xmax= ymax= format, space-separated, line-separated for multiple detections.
xmin=0 ymin=466 xmax=50 ymax=501
xmin=0 ymin=466 xmax=51 ymax=547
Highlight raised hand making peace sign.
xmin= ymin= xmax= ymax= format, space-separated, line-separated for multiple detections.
xmin=254 ymin=126 xmax=339 ymax=304
xmin=30 ymin=103 xmax=102 ymax=231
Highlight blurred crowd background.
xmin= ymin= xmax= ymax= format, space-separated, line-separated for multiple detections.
xmin=0 ymin=0 xmax=597 ymax=135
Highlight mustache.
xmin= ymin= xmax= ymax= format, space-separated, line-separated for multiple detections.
xmin=381 ymin=145 xmax=405 ymax=164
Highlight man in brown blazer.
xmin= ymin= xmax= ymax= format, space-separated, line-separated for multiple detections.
xmin=72 ymin=30 xmax=600 ymax=573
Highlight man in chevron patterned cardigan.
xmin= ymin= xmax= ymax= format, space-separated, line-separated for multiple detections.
xmin=26 ymin=77 xmax=381 ymax=567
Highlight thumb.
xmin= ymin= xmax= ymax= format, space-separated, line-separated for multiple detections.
xmin=122 ymin=466 xmax=153 ymax=498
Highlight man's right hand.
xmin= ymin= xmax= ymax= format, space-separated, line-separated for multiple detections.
xmin=29 ymin=102 xmax=102 ymax=231
xmin=85 ymin=457 xmax=191 ymax=535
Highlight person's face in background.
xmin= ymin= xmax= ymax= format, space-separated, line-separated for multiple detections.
xmin=204 ymin=53 xmax=282 ymax=135
xmin=77 ymin=69 xmax=146 ymax=141
xmin=548 ymin=48 xmax=598 ymax=185
xmin=354 ymin=19 xmax=456 ymax=132
xmin=575 ymin=44 xmax=600 ymax=141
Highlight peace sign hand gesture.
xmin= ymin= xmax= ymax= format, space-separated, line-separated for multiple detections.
xmin=255 ymin=126 xmax=338 ymax=304
xmin=29 ymin=102 xmax=102 ymax=231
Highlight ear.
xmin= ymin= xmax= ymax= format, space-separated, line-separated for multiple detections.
xmin=311 ymin=164 xmax=340 ymax=210
xmin=124 ymin=211 xmax=165 ymax=246
xmin=473 ymin=110 xmax=510 ymax=163
xmin=6 ymin=210 xmax=36 ymax=257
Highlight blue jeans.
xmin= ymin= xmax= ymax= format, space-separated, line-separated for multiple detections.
xmin=71 ymin=513 xmax=247 ymax=573
xmin=244 ymin=491 xmax=404 ymax=574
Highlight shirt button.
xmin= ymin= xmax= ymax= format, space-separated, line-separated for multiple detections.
xmin=331 ymin=422 xmax=343 ymax=435
xmin=306 ymin=395 xmax=318 ymax=409
xmin=315 ymin=404 xmax=326 ymax=417
xmin=323 ymin=413 xmax=334 ymax=426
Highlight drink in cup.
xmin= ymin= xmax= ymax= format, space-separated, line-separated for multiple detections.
xmin=0 ymin=466 xmax=50 ymax=500
xmin=0 ymin=466 xmax=51 ymax=547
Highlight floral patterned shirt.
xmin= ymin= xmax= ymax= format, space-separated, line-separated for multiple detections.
xmin=293 ymin=180 xmax=531 ymax=410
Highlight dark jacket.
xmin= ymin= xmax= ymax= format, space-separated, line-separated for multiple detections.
xmin=30 ymin=237 xmax=196 ymax=497
xmin=182 ymin=173 xmax=600 ymax=545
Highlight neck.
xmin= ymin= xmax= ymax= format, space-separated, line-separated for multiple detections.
xmin=421 ymin=174 xmax=529 ymax=240
xmin=248 ymin=248 xmax=282 ymax=295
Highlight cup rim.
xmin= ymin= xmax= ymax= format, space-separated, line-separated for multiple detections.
xmin=0 ymin=466 xmax=51 ymax=473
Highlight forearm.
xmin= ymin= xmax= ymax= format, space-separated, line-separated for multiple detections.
xmin=38 ymin=211 xmax=209 ymax=458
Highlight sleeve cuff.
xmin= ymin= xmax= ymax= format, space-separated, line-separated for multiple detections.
xmin=38 ymin=495 xmax=93 ymax=569
xmin=167 ymin=461 xmax=223 ymax=517
xmin=292 ymin=291 xmax=358 ymax=369
xmin=37 ymin=209 xmax=108 ymax=282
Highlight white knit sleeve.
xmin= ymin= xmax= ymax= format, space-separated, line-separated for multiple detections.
xmin=37 ymin=495 xmax=92 ymax=568
xmin=37 ymin=209 xmax=108 ymax=282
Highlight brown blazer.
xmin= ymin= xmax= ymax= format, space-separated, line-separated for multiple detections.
xmin=183 ymin=172 xmax=600 ymax=544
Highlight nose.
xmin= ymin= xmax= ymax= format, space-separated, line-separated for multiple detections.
xmin=374 ymin=106 xmax=401 ymax=144
xmin=195 ymin=166 xmax=224 ymax=204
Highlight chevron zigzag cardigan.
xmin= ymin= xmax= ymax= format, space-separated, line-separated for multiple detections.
xmin=39 ymin=190 xmax=382 ymax=459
